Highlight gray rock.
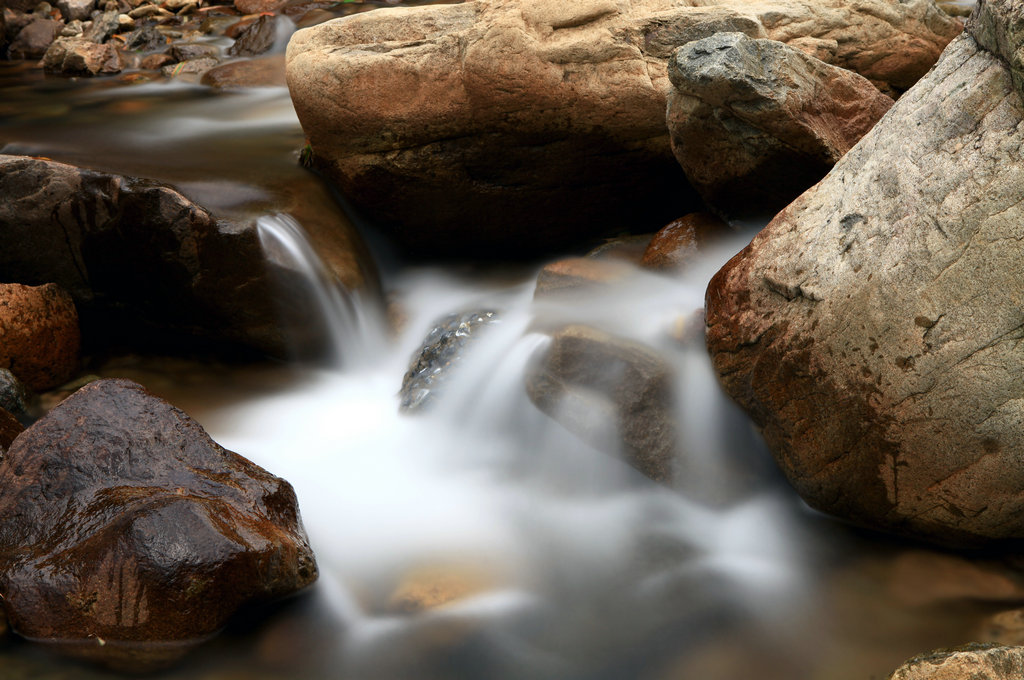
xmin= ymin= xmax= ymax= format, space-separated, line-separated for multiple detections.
xmin=705 ymin=21 xmax=1024 ymax=545
xmin=42 ymin=35 xmax=122 ymax=75
xmin=55 ymin=0 xmax=94 ymax=22
xmin=666 ymin=32 xmax=893 ymax=216
xmin=162 ymin=56 xmax=218 ymax=78
xmin=0 ymin=369 xmax=31 ymax=426
xmin=889 ymin=644 xmax=1024 ymax=680
xmin=82 ymin=8 xmax=117 ymax=42
xmin=228 ymin=13 xmax=275 ymax=57
xmin=170 ymin=41 xmax=218 ymax=62
xmin=400 ymin=310 xmax=499 ymax=412
xmin=8 ymin=18 xmax=62 ymax=59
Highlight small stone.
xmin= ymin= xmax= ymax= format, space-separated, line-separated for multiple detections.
xmin=83 ymin=8 xmax=119 ymax=42
xmin=387 ymin=564 xmax=498 ymax=614
xmin=227 ymin=12 xmax=273 ymax=56
xmin=0 ymin=369 xmax=32 ymax=425
xmin=533 ymin=258 xmax=634 ymax=300
xmin=161 ymin=55 xmax=217 ymax=77
xmin=123 ymin=24 xmax=164 ymax=50
xmin=43 ymin=35 xmax=123 ymax=74
xmin=59 ymin=18 xmax=82 ymax=35
xmin=139 ymin=51 xmax=172 ymax=69
xmin=641 ymin=213 xmax=729 ymax=272
xmin=169 ymin=41 xmax=217 ymax=61
xmin=55 ymin=0 xmax=94 ymax=21
xmin=116 ymin=12 xmax=133 ymax=28
xmin=200 ymin=54 xmax=285 ymax=87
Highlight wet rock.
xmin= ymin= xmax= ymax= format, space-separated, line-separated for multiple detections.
xmin=228 ymin=13 xmax=274 ymax=56
xmin=0 ymin=408 xmax=23 ymax=455
xmin=0 ymin=283 xmax=80 ymax=392
xmin=667 ymin=32 xmax=894 ymax=216
xmin=641 ymin=213 xmax=729 ymax=272
xmin=170 ymin=41 xmax=218 ymax=62
xmin=533 ymin=258 xmax=635 ymax=300
xmin=977 ymin=609 xmax=1024 ymax=647
xmin=123 ymin=25 xmax=165 ymax=50
xmin=705 ymin=13 xmax=1024 ymax=544
xmin=526 ymin=324 xmax=678 ymax=483
xmin=8 ymin=18 xmax=62 ymax=59
xmin=889 ymin=644 xmax=1024 ymax=680
xmin=0 ymin=379 xmax=317 ymax=671
xmin=36 ymin=374 xmax=99 ymax=416
xmin=3 ymin=9 xmax=33 ymax=44
xmin=400 ymin=310 xmax=499 ymax=413
xmin=234 ymin=0 xmax=287 ymax=15
xmin=59 ymin=18 xmax=83 ymax=36
xmin=43 ymin=36 xmax=122 ymax=75
xmin=285 ymin=0 xmax=958 ymax=258
xmin=585 ymin=234 xmax=653 ymax=264
xmin=162 ymin=56 xmax=218 ymax=78
xmin=82 ymin=9 xmax=119 ymax=42
xmin=887 ymin=551 xmax=1024 ymax=607
xmin=387 ymin=564 xmax=497 ymax=614
xmin=0 ymin=369 xmax=32 ymax=426
xmin=0 ymin=154 xmax=324 ymax=359
xmin=201 ymin=54 xmax=285 ymax=87
xmin=56 ymin=0 xmax=95 ymax=22
xmin=139 ymin=51 xmax=173 ymax=69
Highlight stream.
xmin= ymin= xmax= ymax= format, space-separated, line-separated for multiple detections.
xmin=0 ymin=4 xmax=1004 ymax=679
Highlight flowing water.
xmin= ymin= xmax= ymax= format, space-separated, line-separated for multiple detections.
xmin=0 ymin=5 xmax=1007 ymax=679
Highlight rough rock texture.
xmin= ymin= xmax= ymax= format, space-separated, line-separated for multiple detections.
xmin=286 ymin=0 xmax=959 ymax=258
xmin=0 ymin=154 xmax=322 ymax=358
xmin=641 ymin=212 xmax=729 ymax=271
xmin=56 ymin=0 xmax=95 ymax=22
xmin=0 ymin=369 xmax=31 ymax=426
xmin=667 ymin=32 xmax=894 ymax=216
xmin=228 ymin=14 xmax=275 ymax=57
xmin=0 ymin=408 xmax=23 ymax=454
xmin=705 ymin=10 xmax=1024 ymax=544
xmin=889 ymin=644 xmax=1024 ymax=680
xmin=8 ymin=18 xmax=62 ymax=59
xmin=0 ymin=283 xmax=80 ymax=392
xmin=0 ymin=379 xmax=317 ymax=671
xmin=400 ymin=310 xmax=500 ymax=412
xmin=526 ymin=324 xmax=678 ymax=482
xmin=201 ymin=55 xmax=286 ymax=87
xmin=42 ymin=37 xmax=123 ymax=75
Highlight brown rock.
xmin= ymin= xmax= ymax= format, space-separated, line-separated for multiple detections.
xmin=705 ymin=18 xmax=1024 ymax=545
xmin=0 ymin=379 xmax=317 ymax=671
xmin=977 ymin=609 xmax=1024 ymax=647
xmin=285 ymin=0 xmax=959 ymax=258
xmin=585 ymin=234 xmax=654 ymax=264
xmin=666 ymin=32 xmax=894 ymax=216
xmin=534 ymin=258 xmax=635 ymax=300
xmin=641 ymin=213 xmax=729 ymax=271
xmin=387 ymin=564 xmax=497 ymax=614
xmin=8 ymin=18 xmax=62 ymax=59
xmin=0 ymin=283 xmax=79 ymax=392
xmin=887 ymin=551 xmax=1024 ymax=607
xmin=162 ymin=56 xmax=219 ymax=78
xmin=0 ymin=408 xmax=23 ymax=454
xmin=201 ymin=54 xmax=286 ymax=87
xmin=139 ymin=51 xmax=173 ymax=69
xmin=169 ymin=41 xmax=218 ymax=62
xmin=526 ymin=324 xmax=678 ymax=483
xmin=228 ymin=12 xmax=275 ymax=56
xmin=42 ymin=36 xmax=122 ymax=75
xmin=889 ymin=644 xmax=1024 ymax=680
xmin=234 ymin=0 xmax=287 ymax=15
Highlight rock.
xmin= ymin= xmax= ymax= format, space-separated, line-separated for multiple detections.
xmin=0 ymin=283 xmax=80 ymax=392
xmin=82 ymin=9 xmax=119 ymax=42
xmin=889 ymin=644 xmax=1024 ymax=680
xmin=170 ymin=41 xmax=219 ymax=62
xmin=0 ymin=369 xmax=32 ymax=426
xmin=400 ymin=310 xmax=499 ymax=412
xmin=0 ymin=408 xmax=23 ymax=455
xmin=666 ymin=32 xmax=894 ymax=216
xmin=42 ymin=36 xmax=122 ymax=75
xmin=8 ymin=18 xmax=62 ymax=59
xmin=887 ymin=551 xmax=1024 ymax=607
xmin=228 ymin=13 xmax=275 ymax=56
xmin=0 ymin=379 xmax=317 ymax=671
xmin=705 ymin=12 xmax=1024 ymax=544
xmin=977 ymin=609 xmax=1024 ymax=647
xmin=140 ymin=51 xmax=173 ymax=69
xmin=641 ymin=213 xmax=729 ymax=271
xmin=55 ymin=0 xmax=94 ymax=21
xmin=162 ymin=56 xmax=219 ymax=78
xmin=123 ymin=25 xmax=164 ymax=50
xmin=286 ymin=0 xmax=959 ymax=258
xmin=533 ymin=258 xmax=635 ymax=300
xmin=59 ymin=18 xmax=82 ymax=36
xmin=36 ymin=374 xmax=99 ymax=416
xmin=3 ymin=9 xmax=34 ymax=44
xmin=234 ymin=0 xmax=287 ymax=15
xmin=201 ymin=54 xmax=286 ymax=87
xmin=0 ymin=154 xmax=335 ymax=359
xmin=585 ymin=234 xmax=653 ymax=264
xmin=525 ymin=324 xmax=678 ymax=483
xmin=387 ymin=564 xmax=497 ymax=615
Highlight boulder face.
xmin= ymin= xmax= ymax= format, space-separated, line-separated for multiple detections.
xmin=0 ymin=154 xmax=323 ymax=358
xmin=889 ymin=644 xmax=1024 ymax=680
xmin=705 ymin=3 xmax=1024 ymax=545
xmin=0 ymin=379 xmax=317 ymax=671
xmin=286 ymin=0 xmax=959 ymax=258
xmin=666 ymin=32 xmax=894 ymax=216
xmin=0 ymin=283 xmax=80 ymax=392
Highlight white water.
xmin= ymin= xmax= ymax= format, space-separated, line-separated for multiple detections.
xmin=193 ymin=217 xmax=810 ymax=677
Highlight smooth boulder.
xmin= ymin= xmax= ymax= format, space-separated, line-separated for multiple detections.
xmin=286 ymin=0 xmax=959 ymax=257
xmin=667 ymin=32 xmax=894 ymax=216
xmin=0 ymin=379 xmax=317 ymax=670
xmin=0 ymin=283 xmax=80 ymax=392
xmin=706 ymin=2 xmax=1024 ymax=545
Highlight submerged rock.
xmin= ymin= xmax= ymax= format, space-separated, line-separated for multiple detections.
xmin=641 ymin=213 xmax=729 ymax=272
xmin=526 ymin=325 xmax=678 ymax=483
xmin=286 ymin=0 xmax=958 ymax=258
xmin=706 ymin=2 xmax=1024 ymax=545
xmin=201 ymin=54 xmax=286 ymax=87
xmin=0 ymin=369 xmax=31 ymax=426
xmin=667 ymin=32 xmax=893 ymax=216
xmin=889 ymin=644 xmax=1024 ymax=680
xmin=0 ymin=379 xmax=317 ymax=671
xmin=0 ymin=283 xmax=80 ymax=392
xmin=400 ymin=310 xmax=500 ymax=413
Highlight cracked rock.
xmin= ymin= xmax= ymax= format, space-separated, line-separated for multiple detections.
xmin=706 ymin=7 xmax=1024 ymax=545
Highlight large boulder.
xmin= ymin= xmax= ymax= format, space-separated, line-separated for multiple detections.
xmin=0 ymin=283 xmax=80 ymax=392
xmin=705 ymin=1 xmax=1024 ymax=545
xmin=0 ymin=154 xmax=336 ymax=359
xmin=889 ymin=644 xmax=1024 ymax=680
xmin=286 ymin=0 xmax=960 ymax=258
xmin=0 ymin=379 xmax=317 ymax=671
xmin=666 ymin=32 xmax=894 ymax=216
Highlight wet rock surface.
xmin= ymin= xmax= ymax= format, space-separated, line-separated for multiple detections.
xmin=400 ymin=310 xmax=500 ymax=413
xmin=706 ymin=18 xmax=1024 ymax=545
xmin=228 ymin=14 xmax=276 ymax=57
xmin=889 ymin=644 xmax=1024 ymax=680
xmin=286 ymin=0 xmax=958 ymax=258
xmin=0 ymin=369 xmax=32 ymax=426
xmin=667 ymin=32 xmax=894 ymax=216
xmin=0 ymin=283 xmax=80 ymax=392
xmin=42 ymin=36 xmax=122 ymax=75
xmin=526 ymin=324 xmax=678 ymax=483
xmin=201 ymin=54 xmax=286 ymax=87
xmin=0 ymin=379 xmax=317 ymax=671
xmin=0 ymin=407 xmax=23 ymax=454
xmin=641 ymin=213 xmax=729 ymax=272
